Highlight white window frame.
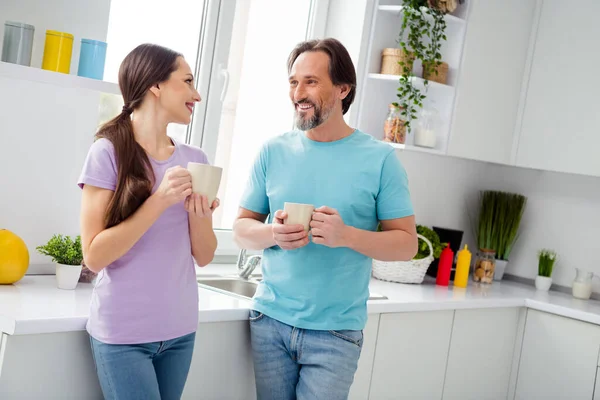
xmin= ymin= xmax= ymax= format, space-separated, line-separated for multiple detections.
xmin=190 ymin=0 xmax=330 ymax=257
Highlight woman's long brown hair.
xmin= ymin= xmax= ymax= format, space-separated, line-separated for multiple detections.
xmin=96 ymin=44 xmax=182 ymax=228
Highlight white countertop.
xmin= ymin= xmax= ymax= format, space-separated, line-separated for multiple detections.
xmin=2 ymin=263 xmax=600 ymax=335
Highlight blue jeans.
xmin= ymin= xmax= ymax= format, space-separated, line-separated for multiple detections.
xmin=249 ymin=310 xmax=363 ymax=400
xmin=89 ymin=332 xmax=195 ymax=400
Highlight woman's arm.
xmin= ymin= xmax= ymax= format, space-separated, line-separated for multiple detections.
xmin=80 ymin=186 xmax=168 ymax=272
xmin=81 ymin=166 xmax=193 ymax=273
xmin=186 ymin=194 xmax=218 ymax=267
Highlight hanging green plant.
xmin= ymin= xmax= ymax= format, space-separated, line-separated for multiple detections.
xmin=394 ymin=0 xmax=449 ymax=132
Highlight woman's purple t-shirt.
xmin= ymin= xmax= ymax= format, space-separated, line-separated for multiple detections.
xmin=78 ymin=137 xmax=208 ymax=344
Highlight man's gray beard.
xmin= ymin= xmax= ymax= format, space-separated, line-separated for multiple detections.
xmin=294 ymin=103 xmax=334 ymax=131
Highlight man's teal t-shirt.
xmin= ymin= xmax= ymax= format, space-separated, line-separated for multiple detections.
xmin=240 ymin=129 xmax=414 ymax=331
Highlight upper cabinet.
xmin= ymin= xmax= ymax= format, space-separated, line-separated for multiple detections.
xmin=447 ymin=0 xmax=537 ymax=165
xmin=515 ymin=0 xmax=600 ymax=177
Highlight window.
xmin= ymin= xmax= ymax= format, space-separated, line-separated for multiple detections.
xmin=103 ymin=0 xmax=209 ymax=143
xmin=102 ymin=0 xmax=328 ymax=255
xmin=191 ymin=0 xmax=328 ymax=255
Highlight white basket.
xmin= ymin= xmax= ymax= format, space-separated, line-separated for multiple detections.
xmin=372 ymin=234 xmax=434 ymax=284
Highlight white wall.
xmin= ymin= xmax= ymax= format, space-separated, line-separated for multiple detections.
xmin=400 ymin=150 xmax=600 ymax=291
xmin=0 ymin=77 xmax=100 ymax=265
xmin=0 ymin=0 xmax=111 ymax=75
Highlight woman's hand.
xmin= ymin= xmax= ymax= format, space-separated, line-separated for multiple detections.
xmin=185 ymin=194 xmax=220 ymax=219
xmin=154 ymin=166 xmax=193 ymax=208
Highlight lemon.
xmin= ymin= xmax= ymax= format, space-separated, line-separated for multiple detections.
xmin=0 ymin=229 xmax=30 ymax=284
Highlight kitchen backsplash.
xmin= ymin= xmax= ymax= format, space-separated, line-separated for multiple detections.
xmin=399 ymin=150 xmax=600 ymax=291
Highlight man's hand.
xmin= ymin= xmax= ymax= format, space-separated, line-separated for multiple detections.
xmin=310 ymin=206 xmax=349 ymax=248
xmin=272 ymin=210 xmax=309 ymax=250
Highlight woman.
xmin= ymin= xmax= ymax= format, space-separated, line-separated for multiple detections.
xmin=78 ymin=43 xmax=218 ymax=400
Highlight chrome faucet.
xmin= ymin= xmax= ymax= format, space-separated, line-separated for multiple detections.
xmin=237 ymin=249 xmax=262 ymax=280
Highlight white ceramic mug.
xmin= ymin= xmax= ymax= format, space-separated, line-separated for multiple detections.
xmin=283 ymin=202 xmax=315 ymax=232
xmin=186 ymin=162 xmax=223 ymax=205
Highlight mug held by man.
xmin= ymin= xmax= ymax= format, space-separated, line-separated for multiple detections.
xmin=186 ymin=162 xmax=223 ymax=205
xmin=283 ymin=202 xmax=315 ymax=232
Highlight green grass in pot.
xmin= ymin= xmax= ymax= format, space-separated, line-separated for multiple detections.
xmin=476 ymin=190 xmax=527 ymax=261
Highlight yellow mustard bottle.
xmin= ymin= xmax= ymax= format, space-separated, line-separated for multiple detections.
xmin=454 ymin=244 xmax=471 ymax=288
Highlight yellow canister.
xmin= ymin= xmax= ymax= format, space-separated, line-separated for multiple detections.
xmin=42 ymin=30 xmax=74 ymax=74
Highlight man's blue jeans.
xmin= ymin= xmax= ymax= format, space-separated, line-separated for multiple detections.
xmin=249 ymin=310 xmax=363 ymax=400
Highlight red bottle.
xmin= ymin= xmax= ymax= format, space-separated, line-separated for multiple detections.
xmin=436 ymin=244 xmax=454 ymax=286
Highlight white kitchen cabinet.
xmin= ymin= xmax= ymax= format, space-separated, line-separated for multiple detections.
xmin=515 ymin=0 xmax=600 ymax=177
xmin=369 ymin=310 xmax=454 ymax=399
xmin=0 ymin=331 xmax=103 ymax=399
xmin=349 ymin=314 xmax=380 ymax=400
xmin=447 ymin=0 xmax=537 ymax=164
xmin=595 ymin=369 xmax=600 ymax=400
xmin=442 ymin=307 xmax=521 ymax=400
xmin=515 ymin=309 xmax=600 ymax=400
xmin=183 ymin=320 xmax=255 ymax=400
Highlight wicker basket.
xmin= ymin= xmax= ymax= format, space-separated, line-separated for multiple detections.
xmin=381 ymin=48 xmax=415 ymax=75
xmin=423 ymin=61 xmax=449 ymax=84
xmin=372 ymin=234 xmax=434 ymax=284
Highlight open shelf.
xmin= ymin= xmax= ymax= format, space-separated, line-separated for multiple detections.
xmin=368 ymin=73 xmax=455 ymax=91
xmin=385 ymin=141 xmax=447 ymax=155
xmin=0 ymin=61 xmax=120 ymax=95
xmin=378 ymin=5 xmax=466 ymax=25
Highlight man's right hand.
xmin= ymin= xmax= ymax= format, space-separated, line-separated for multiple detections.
xmin=272 ymin=210 xmax=309 ymax=250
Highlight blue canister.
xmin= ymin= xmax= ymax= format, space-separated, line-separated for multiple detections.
xmin=1 ymin=21 xmax=35 ymax=66
xmin=77 ymin=39 xmax=107 ymax=80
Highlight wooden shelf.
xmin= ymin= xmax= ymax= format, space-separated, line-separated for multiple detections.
xmin=0 ymin=61 xmax=120 ymax=95
xmin=378 ymin=5 xmax=466 ymax=25
xmin=368 ymin=73 xmax=454 ymax=91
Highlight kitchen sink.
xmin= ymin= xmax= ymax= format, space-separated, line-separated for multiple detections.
xmin=197 ymin=277 xmax=387 ymax=301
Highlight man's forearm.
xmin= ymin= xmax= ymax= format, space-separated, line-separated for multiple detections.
xmin=344 ymin=227 xmax=417 ymax=261
xmin=233 ymin=218 xmax=276 ymax=250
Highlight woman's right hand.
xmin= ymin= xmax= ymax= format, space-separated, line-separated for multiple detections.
xmin=154 ymin=166 xmax=193 ymax=208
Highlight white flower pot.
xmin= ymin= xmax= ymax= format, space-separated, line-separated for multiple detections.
xmin=494 ymin=259 xmax=508 ymax=281
xmin=535 ymin=275 xmax=552 ymax=291
xmin=56 ymin=263 xmax=82 ymax=290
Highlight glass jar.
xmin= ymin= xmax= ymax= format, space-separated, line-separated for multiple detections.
xmin=383 ymin=103 xmax=407 ymax=144
xmin=414 ymin=103 xmax=442 ymax=148
xmin=572 ymin=268 xmax=594 ymax=299
xmin=473 ymin=249 xmax=496 ymax=284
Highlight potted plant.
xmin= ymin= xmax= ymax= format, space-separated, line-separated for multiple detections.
xmin=392 ymin=0 xmax=458 ymax=132
xmin=475 ymin=190 xmax=527 ymax=280
xmin=36 ymin=234 xmax=84 ymax=290
xmin=536 ymin=249 xmax=557 ymax=291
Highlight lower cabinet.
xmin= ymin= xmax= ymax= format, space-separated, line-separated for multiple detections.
xmin=369 ymin=310 xmax=455 ymax=399
xmin=442 ymin=308 xmax=521 ymax=400
xmin=515 ymin=309 xmax=600 ymax=400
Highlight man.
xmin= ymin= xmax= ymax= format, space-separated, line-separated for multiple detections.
xmin=233 ymin=38 xmax=417 ymax=399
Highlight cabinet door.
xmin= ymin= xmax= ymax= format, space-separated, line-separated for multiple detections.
xmin=515 ymin=309 xmax=600 ymax=400
xmin=516 ymin=0 xmax=600 ymax=176
xmin=448 ymin=0 xmax=536 ymax=164
xmin=349 ymin=314 xmax=380 ymax=400
xmin=183 ymin=320 xmax=255 ymax=399
xmin=369 ymin=310 xmax=454 ymax=400
xmin=0 ymin=331 xmax=103 ymax=399
xmin=442 ymin=307 xmax=520 ymax=400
